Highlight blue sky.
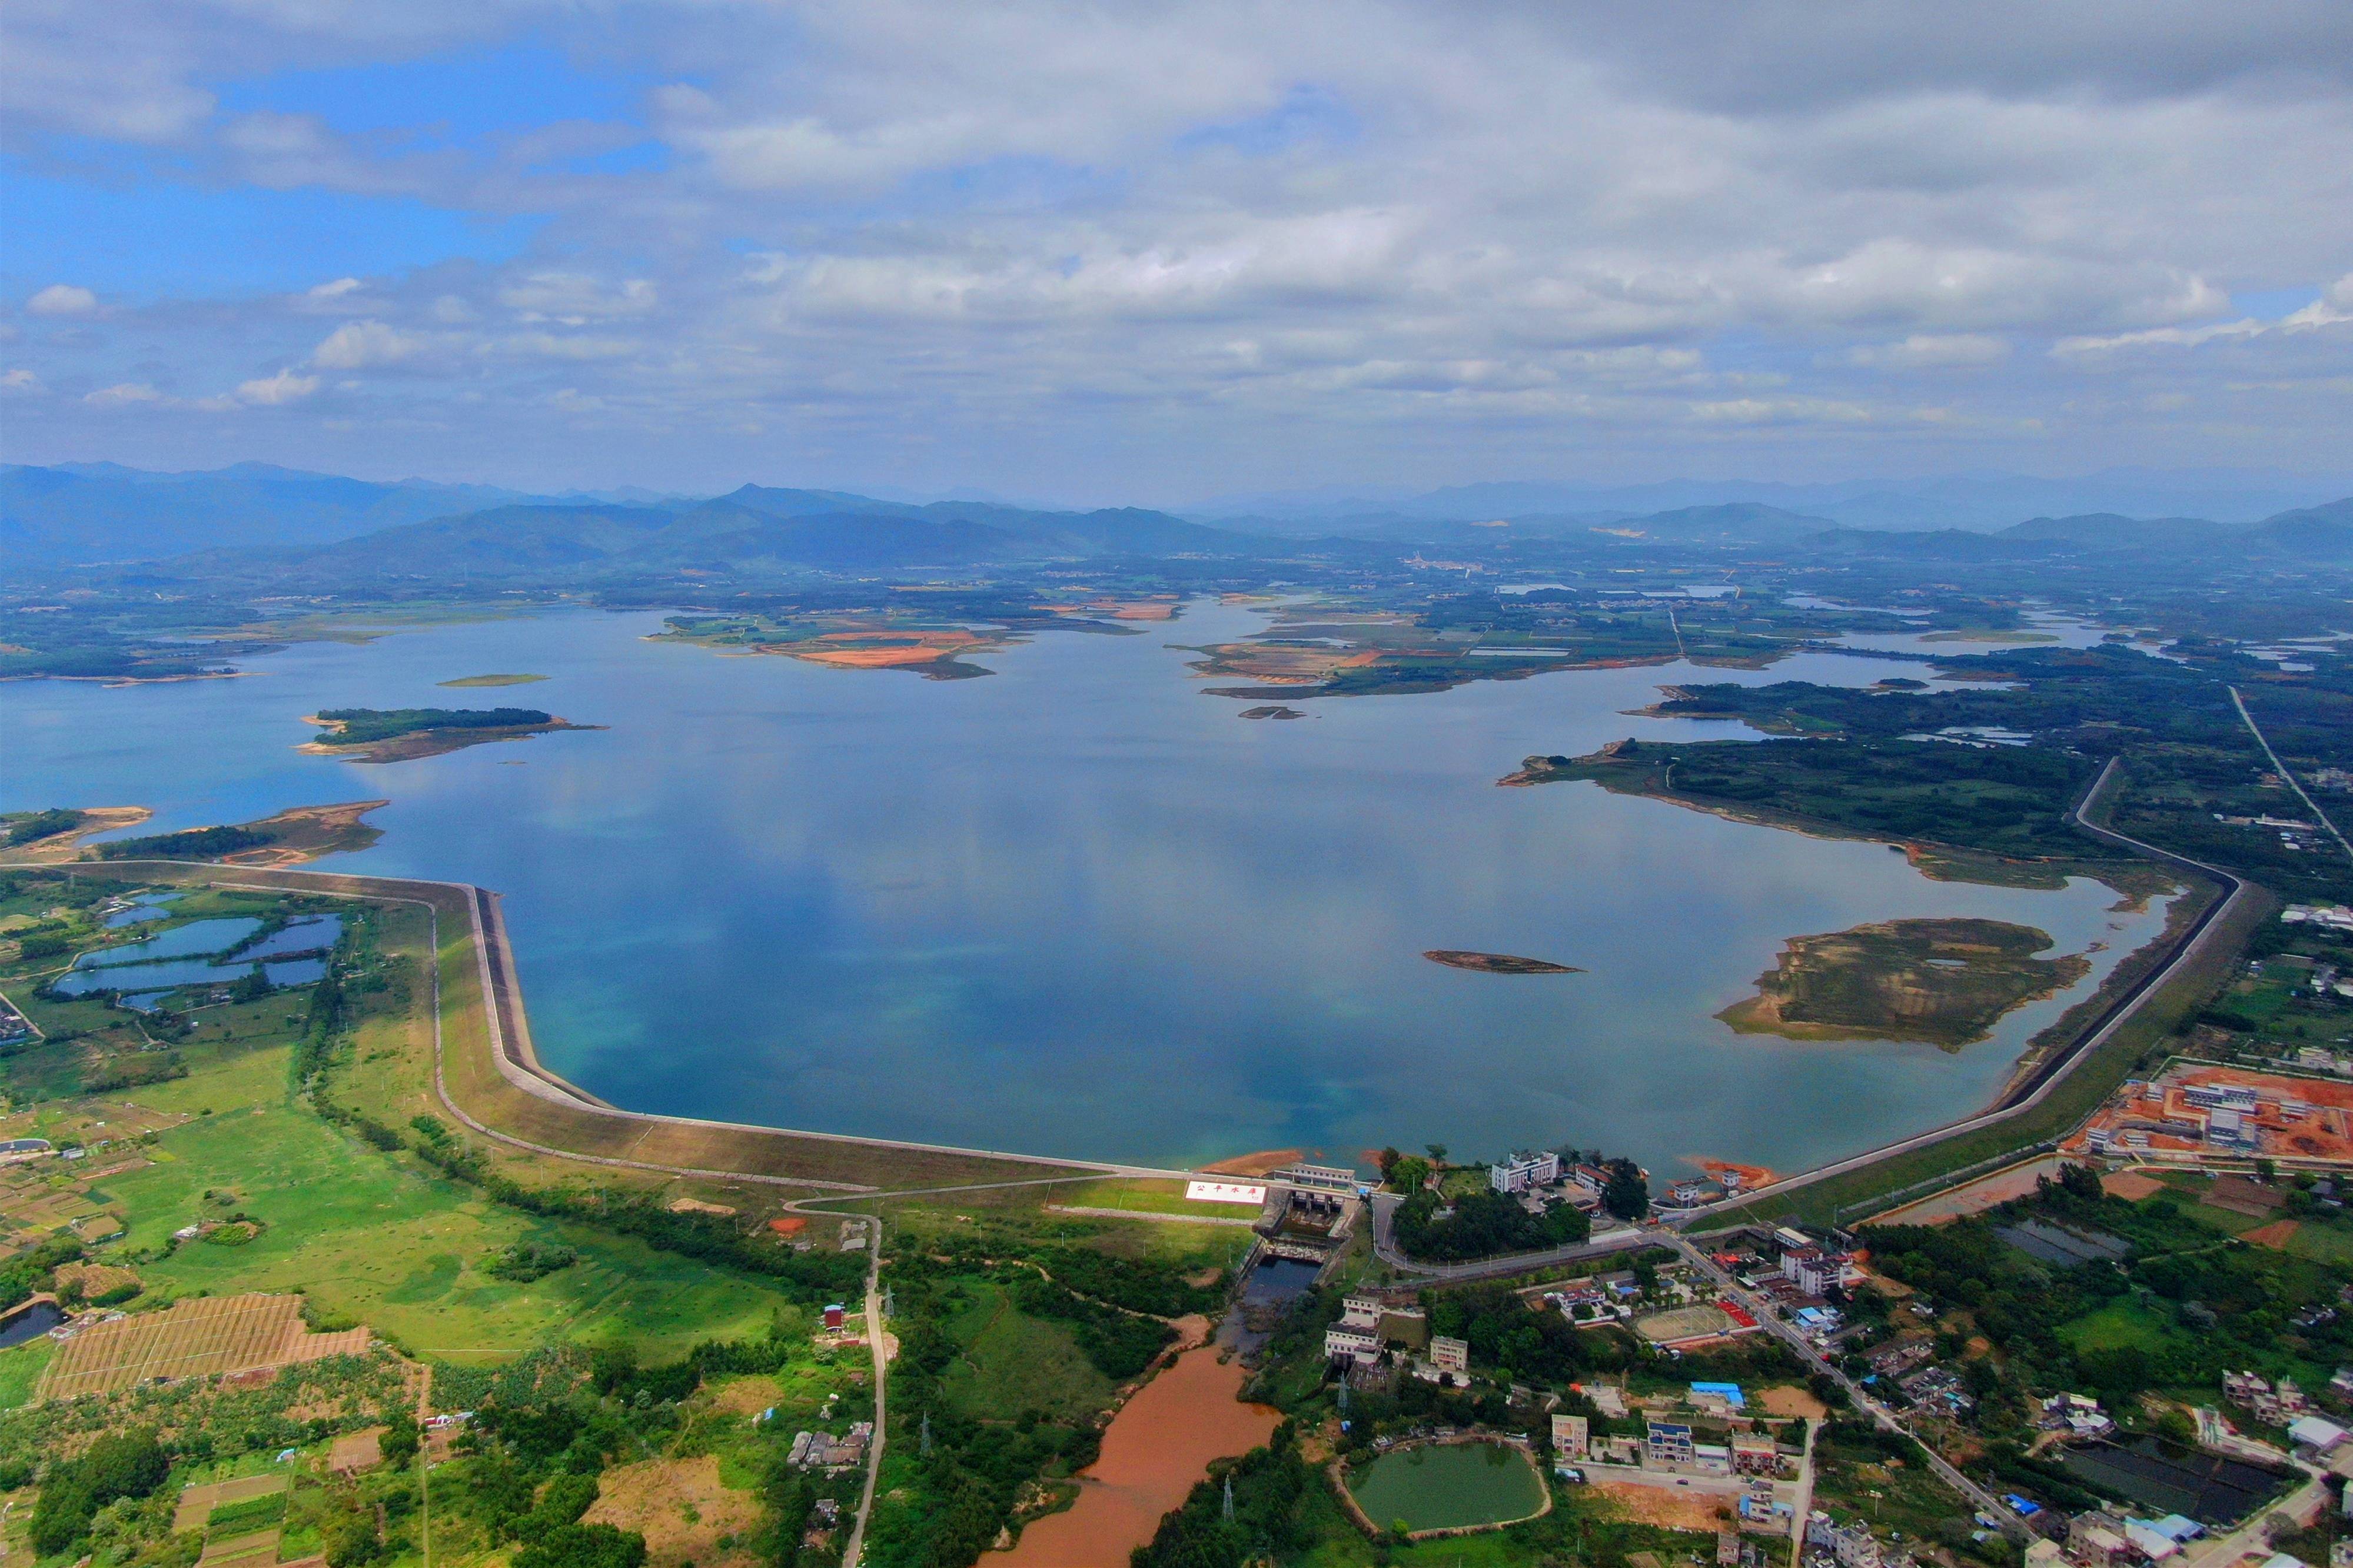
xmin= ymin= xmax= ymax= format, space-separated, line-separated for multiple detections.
xmin=2 ymin=1 xmax=2349 ymax=502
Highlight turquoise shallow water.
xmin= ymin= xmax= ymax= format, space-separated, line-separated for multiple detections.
xmin=2 ymin=601 xmax=2171 ymax=1174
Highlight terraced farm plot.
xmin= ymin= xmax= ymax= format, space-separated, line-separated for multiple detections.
xmin=38 ymin=1291 xmax=369 ymax=1400
xmin=174 ymin=1474 xmax=288 ymax=1533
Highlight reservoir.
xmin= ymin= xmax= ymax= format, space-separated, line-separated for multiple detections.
xmin=2 ymin=600 xmax=2171 ymax=1176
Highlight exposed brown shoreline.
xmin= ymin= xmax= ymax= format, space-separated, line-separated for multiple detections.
xmin=299 ymin=713 xmax=600 ymax=763
xmin=1424 ymin=950 xmax=1583 ymax=975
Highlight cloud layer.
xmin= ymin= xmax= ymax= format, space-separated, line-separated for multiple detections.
xmin=3 ymin=0 xmax=2349 ymax=500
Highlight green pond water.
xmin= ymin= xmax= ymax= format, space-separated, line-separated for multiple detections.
xmin=1349 ymin=1442 xmax=1546 ymax=1533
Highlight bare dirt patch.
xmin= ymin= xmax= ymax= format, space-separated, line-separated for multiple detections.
xmin=2205 ymin=1176 xmax=2287 ymax=1217
xmin=705 ymin=1374 xmax=785 ymax=1417
xmin=330 ymin=1427 xmax=384 ymax=1474
xmin=2102 ymin=1171 xmax=2165 ymax=1201
xmin=1198 ymin=1148 xmax=1302 ymax=1178
xmin=1588 ymin=1480 xmax=1734 ymax=1531
xmin=2243 ymin=1220 xmax=2301 ymax=1250
xmin=1755 ymin=1384 xmax=1829 ymax=1419
xmin=583 ymin=1454 xmax=763 ymax=1568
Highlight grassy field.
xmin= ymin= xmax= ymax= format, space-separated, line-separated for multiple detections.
xmin=933 ymin=1276 xmax=1115 ymax=1422
xmin=2058 ymin=1300 xmax=2181 ymax=1355
xmin=1051 ymin=1177 xmax=1264 ymax=1220
xmin=0 ymin=1339 xmax=52 ymax=1410
xmin=100 ymin=1083 xmax=809 ymax=1358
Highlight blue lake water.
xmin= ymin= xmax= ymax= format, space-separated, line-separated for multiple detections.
xmin=241 ymin=915 xmax=342 ymax=958
xmin=105 ymin=891 xmax=183 ymax=927
xmin=71 ymin=918 xmax=261 ymax=968
xmin=58 ymin=954 xmax=328 ymax=1008
xmin=2 ymin=602 xmax=2173 ymax=1175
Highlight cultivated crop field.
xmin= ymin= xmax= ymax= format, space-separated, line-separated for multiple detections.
xmin=38 ymin=1291 xmax=367 ymax=1400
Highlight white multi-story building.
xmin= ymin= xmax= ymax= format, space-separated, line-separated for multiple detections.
xmin=1489 ymin=1150 xmax=1561 ymax=1193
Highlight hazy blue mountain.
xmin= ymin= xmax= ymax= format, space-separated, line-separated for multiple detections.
xmin=1193 ymin=468 xmax=2352 ymax=532
xmin=143 ymin=489 xmax=1265 ymax=585
xmin=0 ymin=462 xmax=539 ymax=564
xmin=2252 ymin=498 xmax=2353 ymax=557
xmin=1997 ymin=514 xmax=2238 ymax=551
xmin=1804 ymin=527 xmax=2049 ymax=561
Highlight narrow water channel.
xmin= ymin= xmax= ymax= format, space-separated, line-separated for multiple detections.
xmin=999 ymin=1330 xmax=1281 ymax=1566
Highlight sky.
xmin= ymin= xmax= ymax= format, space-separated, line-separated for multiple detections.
xmin=2 ymin=1 xmax=2350 ymax=507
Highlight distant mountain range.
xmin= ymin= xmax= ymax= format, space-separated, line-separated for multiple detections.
xmin=2 ymin=462 xmax=2348 ymax=579
xmin=1199 ymin=467 xmax=2353 ymax=532
xmin=1805 ymin=499 xmax=2353 ymax=561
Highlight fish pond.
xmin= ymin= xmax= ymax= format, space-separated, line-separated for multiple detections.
xmin=1347 ymin=1442 xmax=1547 ymax=1534
xmin=48 ymin=913 xmax=338 ymax=1011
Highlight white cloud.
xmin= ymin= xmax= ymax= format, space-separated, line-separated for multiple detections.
xmin=2053 ymin=286 xmax=2353 ymax=357
xmin=497 ymin=274 xmax=660 ymax=322
xmin=6 ymin=1 xmax=2352 ymax=487
xmin=2053 ymin=318 xmax=2266 ymax=356
xmin=0 ymin=368 xmax=47 ymax=395
xmin=26 ymin=285 xmax=98 ymax=317
xmin=1842 ymin=334 xmax=2013 ymax=368
xmin=238 ymin=368 xmax=321 ymax=404
xmin=1689 ymin=396 xmax=1879 ymax=424
xmin=312 ymin=320 xmax=427 ymax=369
xmin=83 ymin=382 xmax=161 ymax=407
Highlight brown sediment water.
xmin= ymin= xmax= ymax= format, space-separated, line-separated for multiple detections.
xmin=999 ymin=1333 xmax=1279 ymax=1567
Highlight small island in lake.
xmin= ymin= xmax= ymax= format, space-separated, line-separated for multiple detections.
xmin=0 ymin=807 xmax=152 ymax=863
xmin=89 ymin=800 xmax=388 ymax=865
xmin=1239 ymin=705 xmax=1307 ymax=720
xmin=1424 ymin=950 xmax=1583 ymax=975
xmin=1718 ymin=916 xmax=2090 ymax=1049
xmin=300 ymin=707 xmax=597 ymax=763
xmin=438 ymin=673 xmax=549 ymax=688
xmin=0 ymin=801 xmax=388 ymax=867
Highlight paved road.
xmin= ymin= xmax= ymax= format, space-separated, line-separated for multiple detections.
xmin=841 ymin=1217 xmax=888 ymax=1568
xmin=1693 ymin=755 xmax=2252 ymax=1224
xmin=1654 ymin=1228 xmax=2027 ymax=1541
xmin=2232 ymin=685 xmax=2353 ymax=863
xmin=1369 ymin=1191 xmax=1650 ymax=1279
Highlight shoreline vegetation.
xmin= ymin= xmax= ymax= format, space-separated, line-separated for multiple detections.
xmin=299 ymin=707 xmax=599 ymax=763
xmin=652 ymin=597 xmax=1179 ymax=680
xmin=437 ymin=672 xmax=549 ymax=687
xmin=0 ymin=802 xmax=390 ymax=870
xmin=0 ymin=806 xmax=152 ymax=863
xmin=1715 ymin=917 xmax=2091 ymax=1050
xmin=1181 ymin=593 xmax=1886 ymax=701
xmin=1423 ymin=950 xmax=1583 ymax=975
xmin=1503 ymin=737 xmax=2169 ymax=895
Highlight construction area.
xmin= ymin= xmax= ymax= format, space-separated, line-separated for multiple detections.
xmin=2065 ymin=1060 xmax=2353 ymax=1168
